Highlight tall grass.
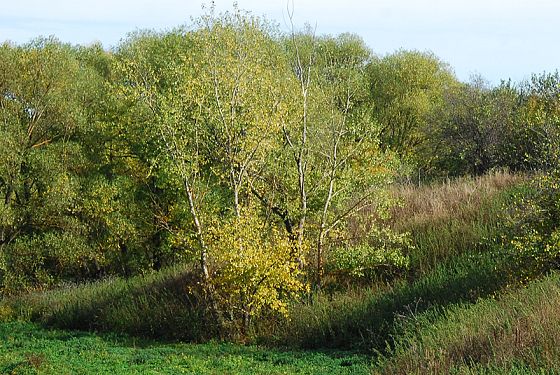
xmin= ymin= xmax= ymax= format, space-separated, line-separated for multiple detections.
xmin=379 ymin=272 xmax=560 ymax=374
xmin=1 ymin=265 xmax=213 ymax=341
xmin=259 ymin=248 xmax=511 ymax=351
xmin=391 ymin=171 xmax=520 ymax=228
xmin=389 ymin=170 xmax=524 ymax=275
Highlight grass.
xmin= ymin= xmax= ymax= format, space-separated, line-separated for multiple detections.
xmin=388 ymin=170 xmax=524 ymax=275
xmin=260 ymin=248 xmax=510 ymax=351
xmin=377 ymin=272 xmax=560 ymax=374
xmin=1 ymin=265 xmax=213 ymax=342
xmin=4 ymin=170 xmax=554 ymax=373
xmin=0 ymin=321 xmax=371 ymax=374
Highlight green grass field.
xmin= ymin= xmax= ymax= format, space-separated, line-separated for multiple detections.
xmin=0 ymin=321 xmax=370 ymax=374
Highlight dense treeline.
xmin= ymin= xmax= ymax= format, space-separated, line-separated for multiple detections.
xmin=1 ymin=8 xmax=559 ymax=333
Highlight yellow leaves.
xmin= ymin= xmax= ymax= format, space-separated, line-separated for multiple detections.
xmin=206 ymin=209 xmax=304 ymax=319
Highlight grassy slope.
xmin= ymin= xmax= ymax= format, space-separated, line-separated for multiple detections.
xmin=389 ymin=170 xmax=523 ymax=275
xmin=0 ymin=322 xmax=370 ymax=374
xmin=377 ymin=272 xmax=560 ymax=374
xmin=4 ymin=171 xmax=557 ymax=374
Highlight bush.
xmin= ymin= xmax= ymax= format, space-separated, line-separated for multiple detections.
xmin=501 ymin=171 xmax=560 ymax=278
xmin=208 ymin=211 xmax=306 ymax=334
xmin=326 ymin=225 xmax=411 ymax=283
xmin=1 ymin=232 xmax=99 ymax=294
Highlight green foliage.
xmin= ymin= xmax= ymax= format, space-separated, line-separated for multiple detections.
xmin=0 ymin=38 xmax=159 ymax=293
xmin=326 ymin=225 xmax=411 ymax=282
xmin=0 ymin=38 xmax=96 ymax=292
xmin=425 ymin=71 xmax=560 ymax=177
xmin=367 ymin=49 xmax=458 ymax=166
xmin=0 ymin=322 xmax=371 ymax=374
xmin=501 ymin=172 xmax=560 ymax=278
xmin=516 ymin=71 xmax=560 ymax=171
xmin=2 ymin=232 xmax=94 ymax=293
xmin=425 ymin=77 xmax=519 ymax=176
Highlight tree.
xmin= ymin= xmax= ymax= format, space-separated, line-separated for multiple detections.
xmin=367 ymin=50 xmax=458 ymax=168
xmin=114 ymin=10 xmax=307 ymax=331
xmin=425 ymin=76 xmax=519 ymax=176
xmin=250 ymin=29 xmax=398 ymax=289
xmin=516 ymin=71 xmax=560 ymax=171
xmin=0 ymin=38 xmax=97 ymax=291
xmin=188 ymin=9 xmax=289 ymax=219
xmin=114 ymin=28 xmax=214 ymax=284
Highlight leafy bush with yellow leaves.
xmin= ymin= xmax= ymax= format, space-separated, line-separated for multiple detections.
xmin=207 ymin=211 xmax=306 ymax=331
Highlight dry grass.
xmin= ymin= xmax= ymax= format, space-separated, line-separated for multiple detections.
xmin=375 ymin=170 xmax=526 ymax=275
xmin=389 ymin=170 xmax=523 ymax=230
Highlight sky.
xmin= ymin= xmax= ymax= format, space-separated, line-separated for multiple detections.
xmin=1 ymin=0 xmax=559 ymax=84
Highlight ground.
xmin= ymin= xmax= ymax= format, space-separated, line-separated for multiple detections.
xmin=0 ymin=322 xmax=371 ymax=374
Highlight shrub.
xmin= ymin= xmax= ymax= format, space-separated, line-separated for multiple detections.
xmin=326 ymin=225 xmax=411 ymax=283
xmin=1 ymin=232 xmax=99 ymax=294
xmin=501 ymin=171 xmax=560 ymax=278
xmin=207 ymin=211 xmax=306 ymax=333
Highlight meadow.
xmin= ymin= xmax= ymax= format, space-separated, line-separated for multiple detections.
xmin=3 ymin=172 xmax=559 ymax=374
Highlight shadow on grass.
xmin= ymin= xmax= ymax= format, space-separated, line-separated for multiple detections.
xmin=269 ymin=248 xmax=512 ymax=353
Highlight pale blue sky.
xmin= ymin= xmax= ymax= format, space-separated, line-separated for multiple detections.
xmin=1 ymin=0 xmax=559 ymax=84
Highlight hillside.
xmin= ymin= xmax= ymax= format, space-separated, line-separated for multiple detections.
xmin=4 ymin=172 xmax=560 ymax=373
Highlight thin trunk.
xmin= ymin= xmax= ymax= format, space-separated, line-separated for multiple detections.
xmin=296 ymin=75 xmax=309 ymax=269
xmin=182 ymin=173 xmax=224 ymax=332
xmin=287 ymin=13 xmax=315 ymax=269
xmin=242 ymin=302 xmax=251 ymax=335
xmin=231 ymin=168 xmax=241 ymax=218
xmin=233 ymin=186 xmax=241 ymax=218
xmin=316 ymin=230 xmax=326 ymax=290
xmin=182 ymin=175 xmax=209 ymax=281
xmin=317 ymin=169 xmax=335 ymax=290
xmin=295 ymin=169 xmax=307 ymax=267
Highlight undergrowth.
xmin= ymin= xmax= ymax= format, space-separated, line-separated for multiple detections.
xmin=0 ymin=265 xmax=214 ymax=342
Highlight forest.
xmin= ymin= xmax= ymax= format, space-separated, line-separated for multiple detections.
xmin=1 ymin=7 xmax=560 ymax=374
